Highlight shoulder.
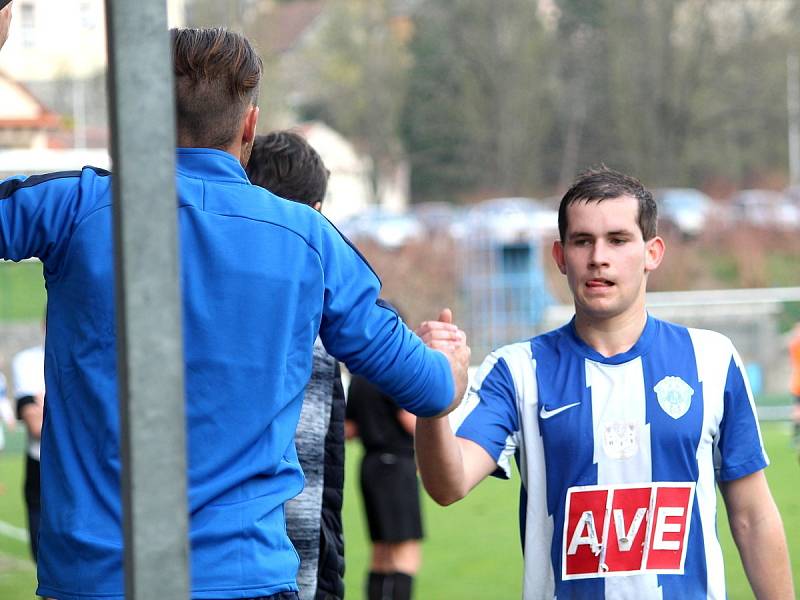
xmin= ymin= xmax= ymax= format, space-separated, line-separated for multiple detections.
xmin=470 ymin=340 xmax=537 ymax=398
xmin=647 ymin=317 xmax=735 ymax=356
xmin=686 ymin=327 xmax=734 ymax=352
xmin=479 ymin=340 xmax=533 ymax=374
xmin=1 ymin=166 xmax=109 ymax=199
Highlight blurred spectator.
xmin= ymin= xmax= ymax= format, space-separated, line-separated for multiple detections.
xmin=790 ymin=323 xmax=800 ymax=458
xmin=346 ymin=307 xmax=424 ymax=600
xmin=0 ymin=371 xmax=16 ymax=453
xmin=246 ymin=131 xmax=345 ymax=600
xmin=12 ymin=341 xmax=45 ymax=563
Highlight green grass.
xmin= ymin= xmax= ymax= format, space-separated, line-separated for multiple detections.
xmin=0 ymin=430 xmax=36 ymax=599
xmin=0 ymin=423 xmax=796 ymax=599
xmin=717 ymin=421 xmax=800 ymax=600
xmin=0 ymin=261 xmax=46 ymax=322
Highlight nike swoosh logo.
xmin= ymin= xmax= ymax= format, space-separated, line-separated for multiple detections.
xmin=539 ymin=401 xmax=581 ymax=420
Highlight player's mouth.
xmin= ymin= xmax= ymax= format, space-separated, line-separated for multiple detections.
xmin=586 ymin=278 xmax=614 ymax=288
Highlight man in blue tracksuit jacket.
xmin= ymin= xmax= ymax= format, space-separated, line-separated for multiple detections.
xmin=0 ymin=26 xmax=470 ymax=600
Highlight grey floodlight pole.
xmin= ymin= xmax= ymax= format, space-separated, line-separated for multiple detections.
xmin=105 ymin=1 xmax=189 ymax=598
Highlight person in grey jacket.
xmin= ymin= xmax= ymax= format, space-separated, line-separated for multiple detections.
xmin=246 ymin=130 xmax=345 ymax=599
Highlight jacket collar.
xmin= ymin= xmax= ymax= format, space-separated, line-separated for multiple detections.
xmin=176 ymin=148 xmax=249 ymax=183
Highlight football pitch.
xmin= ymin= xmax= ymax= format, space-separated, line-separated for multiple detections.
xmin=0 ymin=422 xmax=796 ymax=599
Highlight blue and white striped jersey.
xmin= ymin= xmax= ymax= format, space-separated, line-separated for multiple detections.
xmin=454 ymin=316 xmax=767 ymax=600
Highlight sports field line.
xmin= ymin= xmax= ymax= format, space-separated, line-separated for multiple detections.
xmin=0 ymin=520 xmax=28 ymax=543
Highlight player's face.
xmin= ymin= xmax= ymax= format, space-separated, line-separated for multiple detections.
xmin=552 ymin=195 xmax=664 ymax=326
xmin=0 ymin=3 xmax=13 ymax=50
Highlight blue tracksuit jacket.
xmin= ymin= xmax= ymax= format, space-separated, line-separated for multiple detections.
xmin=0 ymin=148 xmax=453 ymax=599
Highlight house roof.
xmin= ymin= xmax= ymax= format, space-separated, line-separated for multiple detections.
xmin=265 ymin=0 xmax=326 ymax=54
xmin=0 ymin=71 xmax=60 ymax=129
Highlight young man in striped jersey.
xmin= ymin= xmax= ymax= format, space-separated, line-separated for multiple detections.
xmin=415 ymin=168 xmax=793 ymax=599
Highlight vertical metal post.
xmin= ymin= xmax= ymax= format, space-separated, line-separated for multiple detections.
xmin=787 ymin=52 xmax=800 ymax=186
xmin=105 ymin=1 xmax=189 ymax=599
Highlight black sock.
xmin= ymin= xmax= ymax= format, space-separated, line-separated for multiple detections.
xmin=367 ymin=571 xmax=393 ymax=600
xmin=392 ymin=572 xmax=413 ymax=600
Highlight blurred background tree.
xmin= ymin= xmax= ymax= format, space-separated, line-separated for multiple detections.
xmin=183 ymin=0 xmax=800 ymax=201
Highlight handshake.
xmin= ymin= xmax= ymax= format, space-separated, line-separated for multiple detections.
xmin=415 ymin=308 xmax=471 ymax=417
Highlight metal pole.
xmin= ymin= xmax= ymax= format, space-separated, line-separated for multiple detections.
xmin=787 ymin=52 xmax=800 ymax=186
xmin=105 ymin=1 xmax=189 ymax=598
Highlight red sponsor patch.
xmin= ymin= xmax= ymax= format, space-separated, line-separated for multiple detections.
xmin=562 ymin=482 xmax=695 ymax=580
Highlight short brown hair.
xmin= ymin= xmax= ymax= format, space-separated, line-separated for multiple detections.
xmin=558 ymin=167 xmax=658 ymax=241
xmin=171 ymin=28 xmax=262 ymax=149
xmin=246 ymin=132 xmax=330 ymax=208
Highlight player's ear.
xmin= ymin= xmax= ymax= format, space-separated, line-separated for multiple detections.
xmin=242 ymin=105 xmax=259 ymax=145
xmin=644 ymin=235 xmax=665 ymax=273
xmin=552 ymin=240 xmax=567 ymax=275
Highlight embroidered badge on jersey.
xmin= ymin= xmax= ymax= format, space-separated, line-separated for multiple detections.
xmin=601 ymin=421 xmax=639 ymax=460
xmin=562 ymin=482 xmax=695 ymax=580
xmin=654 ymin=376 xmax=694 ymax=419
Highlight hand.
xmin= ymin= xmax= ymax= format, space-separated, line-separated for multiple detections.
xmin=0 ymin=2 xmax=12 ymax=51
xmin=416 ymin=308 xmax=462 ymax=350
xmin=416 ymin=308 xmax=470 ymax=415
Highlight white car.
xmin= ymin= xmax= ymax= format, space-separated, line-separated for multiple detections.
xmin=730 ymin=189 xmax=800 ymax=231
xmin=339 ymin=208 xmax=425 ymax=249
xmin=653 ymin=188 xmax=714 ymax=238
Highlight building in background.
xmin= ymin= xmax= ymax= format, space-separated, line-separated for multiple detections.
xmin=0 ymin=72 xmax=60 ymax=149
xmin=0 ymin=0 xmax=186 ymax=149
xmin=294 ymin=121 xmax=372 ymax=224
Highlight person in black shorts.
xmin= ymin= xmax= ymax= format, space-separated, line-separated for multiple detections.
xmin=346 ymin=314 xmax=423 ymax=600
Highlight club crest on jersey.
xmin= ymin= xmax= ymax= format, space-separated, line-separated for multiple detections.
xmin=602 ymin=421 xmax=639 ymax=460
xmin=654 ymin=376 xmax=694 ymax=419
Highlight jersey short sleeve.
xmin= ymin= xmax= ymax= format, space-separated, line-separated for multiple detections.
xmin=453 ymin=349 xmax=521 ymax=479
xmin=714 ymin=346 xmax=768 ymax=481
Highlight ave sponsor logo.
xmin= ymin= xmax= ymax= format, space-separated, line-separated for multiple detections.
xmin=562 ymin=482 xmax=695 ymax=580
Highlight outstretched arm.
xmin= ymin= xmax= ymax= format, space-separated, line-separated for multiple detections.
xmin=415 ymin=417 xmax=496 ymax=506
xmin=719 ymin=470 xmax=794 ymax=599
xmin=414 ymin=309 xmax=494 ymax=505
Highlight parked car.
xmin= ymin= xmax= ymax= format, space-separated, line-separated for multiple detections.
xmin=410 ymin=201 xmax=463 ymax=235
xmin=338 ymin=208 xmax=425 ymax=249
xmin=452 ymin=197 xmax=558 ymax=243
xmin=652 ymin=188 xmax=714 ymax=238
xmin=729 ymin=189 xmax=800 ymax=231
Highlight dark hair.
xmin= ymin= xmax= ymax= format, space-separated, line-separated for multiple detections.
xmin=246 ymin=131 xmax=330 ymax=207
xmin=558 ymin=167 xmax=657 ymax=241
xmin=171 ymin=28 xmax=262 ymax=149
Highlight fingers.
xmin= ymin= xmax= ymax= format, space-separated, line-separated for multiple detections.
xmin=413 ymin=308 xmax=471 ymax=414
xmin=416 ymin=307 xmax=457 ymax=339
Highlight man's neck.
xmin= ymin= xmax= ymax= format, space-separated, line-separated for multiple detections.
xmin=573 ymin=309 xmax=648 ymax=358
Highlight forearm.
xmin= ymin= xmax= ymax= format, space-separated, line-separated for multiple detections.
xmin=415 ymin=416 xmax=469 ymax=506
xmin=730 ymin=506 xmax=794 ymax=599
